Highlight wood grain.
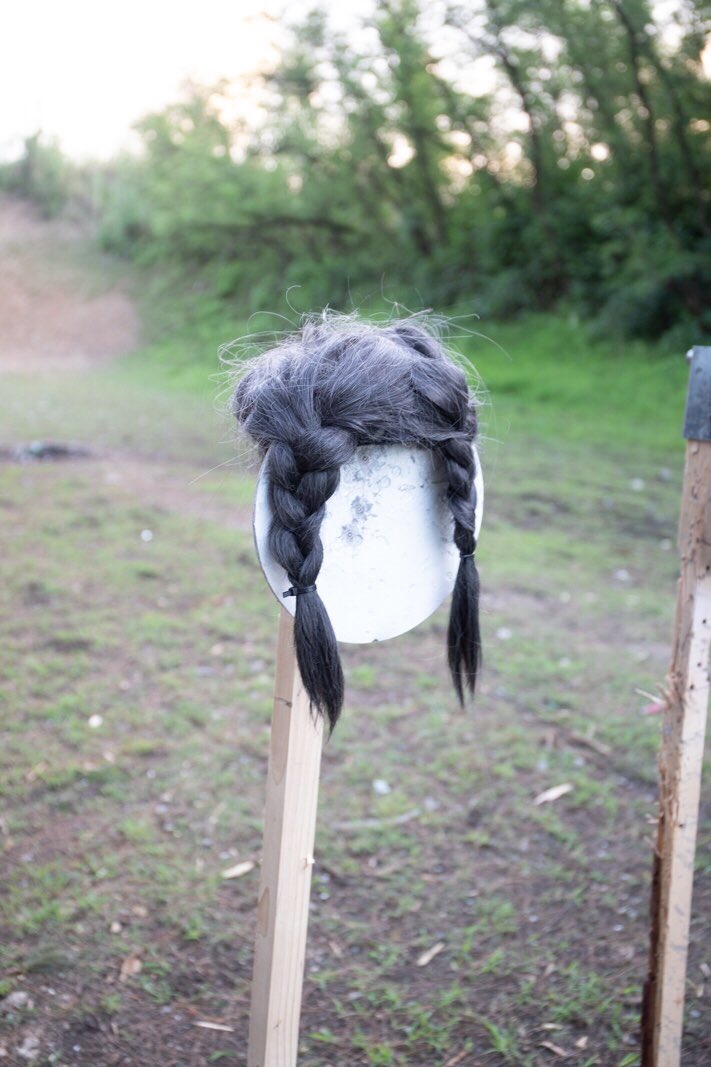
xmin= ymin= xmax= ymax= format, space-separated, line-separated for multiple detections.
xmin=247 ymin=609 xmax=325 ymax=1067
xmin=642 ymin=440 xmax=711 ymax=1065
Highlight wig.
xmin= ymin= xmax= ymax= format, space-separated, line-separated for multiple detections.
xmin=233 ymin=314 xmax=482 ymax=732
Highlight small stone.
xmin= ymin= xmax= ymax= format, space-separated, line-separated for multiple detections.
xmin=88 ymin=714 xmax=103 ymax=729
xmin=140 ymin=529 xmax=153 ymax=542
xmin=16 ymin=1034 xmax=40 ymax=1061
xmin=496 ymin=626 xmax=512 ymax=640
xmin=1 ymin=991 xmax=34 ymax=1013
xmin=372 ymin=779 xmax=391 ymax=796
xmin=630 ymin=478 xmax=645 ymax=491
xmin=614 ymin=569 xmax=631 ymax=582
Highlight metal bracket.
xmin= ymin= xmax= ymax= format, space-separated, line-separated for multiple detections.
xmin=683 ymin=345 xmax=711 ymax=442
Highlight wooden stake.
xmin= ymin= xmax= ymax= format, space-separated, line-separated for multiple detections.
xmin=247 ymin=608 xmax=324 ymax=1067
xmin=641 ymin=348 xmax=711 ymax=1065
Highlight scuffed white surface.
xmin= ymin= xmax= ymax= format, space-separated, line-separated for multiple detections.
xmin=253 ymin=444 xmax=484 ymax=644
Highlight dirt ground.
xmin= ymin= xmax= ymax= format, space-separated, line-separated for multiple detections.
xmin=0 ymin=198 xmax=138 ymax=372
xmin=0 ymin=196 xmax=708 ymax=1067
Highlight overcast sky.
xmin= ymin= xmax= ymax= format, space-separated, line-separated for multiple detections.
xmin=2 ymin=1 xmax=373 ymax=161
xmin=4 ymin=2 xmax=706 ymax=162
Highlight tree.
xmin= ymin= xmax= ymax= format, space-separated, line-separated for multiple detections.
xmin=93 ymin=0 xmax=710 ymax=339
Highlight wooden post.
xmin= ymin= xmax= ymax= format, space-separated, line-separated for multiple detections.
xmin=641 ymin=346 xmax=711 ymax=1065
xmin=247 ymin=442 xmax=484 ymax=1063
xmin=248 ymin=608 xmax=325 ymax=1067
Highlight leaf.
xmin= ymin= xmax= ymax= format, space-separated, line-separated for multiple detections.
xmin=221 ymin=860 xmax=255 ymax=879
xmin=533 ymin=783 xmax=573 ymax=806
xmin=119 ymin=955 xmax=142 ymax=982
xmin=444 ymin=1050 xmax=469 ymax=1067
xmin=539 ymin=1040 xmax=569 ymax=1057
xmin=416 ymin=941 xmax=444 ymax=967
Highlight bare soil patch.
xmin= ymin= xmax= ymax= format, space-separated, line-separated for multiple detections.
xmin=0 ymin=197 xmax=139 ymax=372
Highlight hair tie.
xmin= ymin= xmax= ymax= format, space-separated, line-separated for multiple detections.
xmin=283 ymin=584 xmax=317 ymax=598
xmin=459 ymin=551 xmax=475 ymax=560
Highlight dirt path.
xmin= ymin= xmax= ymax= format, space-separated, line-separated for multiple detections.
xmin=0 ymin=195 xmax=253 ymax=530
xmin=0 ymin=196 xmax=139 ymax=372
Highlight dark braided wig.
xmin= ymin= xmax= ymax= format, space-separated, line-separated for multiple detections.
xmin=233 ymin=315 xmax=482 ymax=731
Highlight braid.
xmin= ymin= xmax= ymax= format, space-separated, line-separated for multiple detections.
xmin=397 ymin=324 xmax=482 ymax=703
xmin=438 ymin=437 xmax=482 ymax=702
xmin=265 ymin=431 xmax=356 ymax=730
xmin=233 ymin=313 xmax=483 ymax=730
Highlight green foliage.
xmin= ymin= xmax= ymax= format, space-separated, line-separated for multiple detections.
xmin=481 ymin=1018 xmax=521 ymax=1059
xmin=10 ymin=2 xmax=711 ymax=340
xmin=0 ymin=132 xmax=75 ymax=217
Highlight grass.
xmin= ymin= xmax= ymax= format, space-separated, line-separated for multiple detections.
xmin=0 ymin=264 xmax=709 ymax=1064
xmin=460 ymin=310 xmax=688 ymax=457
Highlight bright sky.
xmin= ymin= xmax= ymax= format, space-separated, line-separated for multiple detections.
xmin=4 ymin=1 xmax=706 ymax=162
xmin=2 ymin=0 xmax=369 ymax=161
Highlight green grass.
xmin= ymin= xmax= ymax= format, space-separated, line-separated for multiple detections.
xmin=1 ymin=281 xmax=709 ymax=1064
xmin=460 ymin=310 xmax=687 ymax=456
